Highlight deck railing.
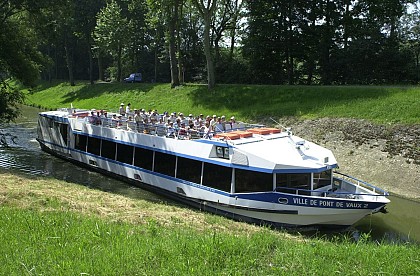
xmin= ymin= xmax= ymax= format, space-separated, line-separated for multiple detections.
xmin=73 ymin=114 xmax=269 ymax=140
xmin=273 ymin=186 xmax=388 ymax=198
xmin=333 ymin=171 xmax=389 ymax=196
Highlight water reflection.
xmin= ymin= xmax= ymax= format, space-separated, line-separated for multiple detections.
xmin=0 ymin=105 xmax=419 ymax=243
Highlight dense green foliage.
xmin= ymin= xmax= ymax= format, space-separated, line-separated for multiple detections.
xmin=25 ymin=81 xmax=420 ymax=124
xmin=2 ymin=1 xmax=420 ymax=89
xmin=1 ymin=206 xmax=419 ymax=275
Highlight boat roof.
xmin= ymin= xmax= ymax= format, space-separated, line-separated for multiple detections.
xmin=40 ymin=109 xmax=337 ymax=173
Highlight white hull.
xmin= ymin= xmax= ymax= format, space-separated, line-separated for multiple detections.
xmin=37 ymin=109 xmax=390 ymax=229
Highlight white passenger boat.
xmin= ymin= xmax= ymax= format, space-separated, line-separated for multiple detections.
xmin=36 ymin=108 xmax=390 ymax=229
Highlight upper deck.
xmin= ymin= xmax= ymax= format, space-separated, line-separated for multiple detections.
xmin=39 ymin=109 xmax=338 ymax=173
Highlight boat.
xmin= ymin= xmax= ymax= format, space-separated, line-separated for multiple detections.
xmin=36 ymin=108 xmax=390 ymax=229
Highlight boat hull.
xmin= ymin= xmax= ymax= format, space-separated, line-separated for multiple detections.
xmin=37 ymin=139 xmax=387 ymax=230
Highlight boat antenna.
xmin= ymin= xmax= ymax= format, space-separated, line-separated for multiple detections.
xmin=269 ymin=117 xmax=286 ymax=129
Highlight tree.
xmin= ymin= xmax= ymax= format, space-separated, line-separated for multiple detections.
xmin=0 ymin=0 xmax=48 ymax=123
xmin=147 ymin=0 xmax=183 ymax=88
xmin=93 ymin=0 xmax=128 ymax=82
xmin=74 ymin=0 xmax=105 ymax=84
xmin=192 ymin=0 xmax=217 ymax=89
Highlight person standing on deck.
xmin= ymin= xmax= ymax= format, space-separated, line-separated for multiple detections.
xmin=119 ymin=103 xmax=125 ymax=116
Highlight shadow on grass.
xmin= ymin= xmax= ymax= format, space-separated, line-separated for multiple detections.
xmin=187 ymin=85 xmax=405 ymax=119
xmin=29 ymin=81 xmax=161 ymax=103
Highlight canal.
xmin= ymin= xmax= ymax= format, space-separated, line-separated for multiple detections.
xmin=1 ymin=105 xmax=419 ymax=243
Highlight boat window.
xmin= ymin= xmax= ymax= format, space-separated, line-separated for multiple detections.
xmin=235 ymin=168 xmax=273 ymax=193
xmin=101 ymin=139 xmax=116 ymax=160
xmin=202 ymin=163 xmax=231 ymax=192
xmin=59 ymin=123 xmax=68 ymax=145
xmin=154 ymin=151 xmax=176 ymax=177
xmin=276 ymin=173 xmax=311 ymax=194
xmin=47 ymin=117 xmax=53 ymax=128
xmin=117 ymin=143 xmax=134 ymax=165
xmin=313 ymin=170 xmax=332 ymax=189
xmin=134 ymin=147 xmax=153 ymax=171
xmin=87 ymin=136 xmax=101 ymax=156
xmin=74 ymin=134 xmax=87 ymax=151
xmin=176 ymin=157 xmax=202 ymax=184
xmin=216 ymin=146 xmax=229 ymax=159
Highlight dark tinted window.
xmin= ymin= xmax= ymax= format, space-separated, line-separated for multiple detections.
xmin=117 ymin=143 xmax=134 ymax=164
xmin=74 ymin=134 xmax=87 ymax=151
xmin=235 ymin=168 xmax=273 ymax=193
xmin=202 ymin=163 xmax=231 ymax=192
xmin=101 ymin=139 xmax=116 ymax=160
xmin=59 ymin=123 xmax=68 ymax=145
xmin=276 ymin=173 xmax=311 ymax=194
xmin=154 ymin=151 xmax=176 ymax=177
xmin=176 ymin=157 xmax=202 ymax=184
xmin=87 ymin=136 xmax=101 ymax=156
xmin=134 ymin=147 xmax=153 ymax=171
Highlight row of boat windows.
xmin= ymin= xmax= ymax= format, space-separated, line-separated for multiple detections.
xmin=74 ymin=133 xmax=331 ymax=193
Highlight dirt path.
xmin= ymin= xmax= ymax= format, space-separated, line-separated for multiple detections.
xmin=281 ymin=118 xmax=420 ymax=201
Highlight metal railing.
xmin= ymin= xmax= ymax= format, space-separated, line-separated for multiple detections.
xmin=333 ymin=171 xmax=389 ymax=196
xmin=74 ymin=115 xmax=272 ymax=141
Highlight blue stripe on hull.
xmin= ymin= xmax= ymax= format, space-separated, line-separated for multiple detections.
xmin=38 ymin=140 xmax=355 ymax=230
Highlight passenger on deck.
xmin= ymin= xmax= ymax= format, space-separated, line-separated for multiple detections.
xmin=203 ymin=122 xmax=212 ymax=138
xmin=169 ymin=112 xmax=177 ymax=123
xmin=125 ymin=103 xmax=131 ymax=116
xmin=230 ymin=116 xmax=238 ymax=130
xmin=87 ymin=111 xmax=97 ymax=124
xmin=143 ymin=118 xmax=150 ymax=134
xmin=210 ymin=114 xmax=216 ymax=127
xmin=119 ymin=103 xmax=125 ymax=116
xmin=178 ymin=122 xmax=188 ymax=139
xmin=140 ymin=109 xmax=147 ymax=120
xmin=221 ymin=115 xmax=227 ymax=130
xmin=214 ymin=117 xmax=224 ymax=132
xmin=116 ymin=115 xmax=123 ymax=128
xmin=166 ymin=122 xmax=175 ymax=138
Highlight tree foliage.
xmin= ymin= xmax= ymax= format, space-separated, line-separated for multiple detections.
xmin=93 ymin=0 xmax=128 ymax=82
xmin=1 ymin=0 xmax=419 ymax=97
xmin=0 ymin=0 xmax=50 ymax=123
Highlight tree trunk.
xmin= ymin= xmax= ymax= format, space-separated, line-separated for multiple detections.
xmin=168 ymin=2 xmax=180 ymax=88
xmin=193 ymin=0 xmax=217 ymax=90
xmin=154 ymin=43 xmax=158 ymax=83
xmin=117 ymin=43 xmax=122 ymax=82
xmin=287 ymin=2 xmax=294 ymax=85
xmin=229 ymin=0 xmax=239 ymax=61
xmin=88 ymin=47 xmax=94 ymax=85
xmin=203 ymin=15 xmax=215 ymax=90
xmin=177 ymin=1 xmax=184 ymax=84
xmin=322 ymin=0 xmax=332 ymax=85
xmin=98 ymin=51 xmax=104 ymax=81
xmin=64 ymin=34 xmax=75 ymax=86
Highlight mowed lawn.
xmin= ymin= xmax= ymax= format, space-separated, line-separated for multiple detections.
xmin=24 ymin=81 xmax=420 ymax=124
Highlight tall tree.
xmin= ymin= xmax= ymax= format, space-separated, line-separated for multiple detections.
xmin=0 ymin=0 xmax=48 ymax=122
xmin=192 ymin=0 xmax=217 ymax=89
xmin=93 ymin=0 xmax=128 ymax=82
xmin=147 ymin=0 xmax=182 ymax=88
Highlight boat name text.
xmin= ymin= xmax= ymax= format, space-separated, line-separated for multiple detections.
xmin=292 ymin=198 xmax=369 ymax=208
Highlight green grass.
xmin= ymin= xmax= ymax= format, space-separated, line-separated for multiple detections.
xmin=23 ymin=81 xmax=420 ymax=124
xmin=1 ymin=206 xmax=419 ymax=275
xmin=1 ymin=173 xmax=419 ymax=274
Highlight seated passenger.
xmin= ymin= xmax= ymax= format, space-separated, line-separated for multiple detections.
xmin=214 ymin=117 xmax=224 ymax=132
xmin=166 ymin=122 xmax=175 ymax=138
xmin=178 ymin=122 xmax=188 ymax=139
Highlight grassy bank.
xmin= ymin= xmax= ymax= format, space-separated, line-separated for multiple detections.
xmin=23 ymin=81 xmax=420 ymax=124
xmin=1 ymin=173 xmax=419 ymax=275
